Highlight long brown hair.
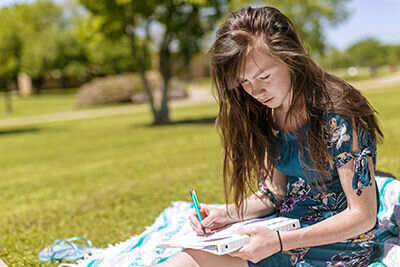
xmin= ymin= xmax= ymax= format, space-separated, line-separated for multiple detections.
xmin=209 ymin=6 xmax=383 ymax=217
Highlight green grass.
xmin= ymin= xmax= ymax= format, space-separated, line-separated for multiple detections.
xmin=0 ymin=93 xmax=77 ymax=118
xmin=0 ymin=83 xmax=399 ymax=266
xmin=0 ymin=92 xmax=137 ymax=119
xmin=364 ymin=84 xmax=400 ymax=175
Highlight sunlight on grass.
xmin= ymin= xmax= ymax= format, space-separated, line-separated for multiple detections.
xmin=0 ymin=82 xmax=399 ymax=266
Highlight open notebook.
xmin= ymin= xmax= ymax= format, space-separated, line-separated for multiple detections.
xmin=158 ymin=216 xmax=300 ymax=255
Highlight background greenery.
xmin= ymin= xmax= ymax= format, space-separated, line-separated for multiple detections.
xmin=0 ymin=81 xmax=399 ymax=266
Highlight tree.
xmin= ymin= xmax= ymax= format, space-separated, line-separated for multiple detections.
xmin=0 ymin=6 xmax=21 ymax=112
xmin=78 ymin=0 xmax=349 ymax=124
xmin=79 ymin=0 xmax=226 ymax=124
xmin=0 ymin=0 xmax=67 ymax=102
xmin=346 ymin=38 xmax=386 ymax=67
xmin=74 ymin=16 xmax=138 ymax=76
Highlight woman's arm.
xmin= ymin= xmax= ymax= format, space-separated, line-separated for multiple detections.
xmin=230 ymin=158 xmax=377 ymax=263
xmin=226 ymin=167 xmax=288 ymax=222
xmin=280 ymin=157 xmax=377 ymax=250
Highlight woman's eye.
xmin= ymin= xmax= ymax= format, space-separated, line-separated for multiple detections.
xmin=260 ymin=74 xmax=270 ymax=80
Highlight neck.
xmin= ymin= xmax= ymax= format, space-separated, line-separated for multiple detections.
xmin=273 ymin=95 xmax=307 ymax=132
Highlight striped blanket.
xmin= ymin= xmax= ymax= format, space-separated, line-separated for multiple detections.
xmin=67 ymin=176 xmax=400 ymax=267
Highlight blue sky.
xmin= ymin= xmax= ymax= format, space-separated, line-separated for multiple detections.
xmin=324 ymin=0 xmax=400 ymax=49
xmin=2 ymin=0 xmax=399 ymax=50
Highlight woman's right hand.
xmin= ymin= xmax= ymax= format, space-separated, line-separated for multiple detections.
xmin=188 ymin=205 xmax=238 ymax=235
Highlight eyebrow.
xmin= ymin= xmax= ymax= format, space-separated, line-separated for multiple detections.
xmin=239 ymin=69 xmax=268 ymax=83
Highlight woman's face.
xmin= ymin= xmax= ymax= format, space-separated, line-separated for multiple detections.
xmin=240 ymin=46 xmax=292 ymax=114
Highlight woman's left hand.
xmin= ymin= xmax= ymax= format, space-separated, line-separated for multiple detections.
xmin=228 ymin=226 xmax=281 ymax=263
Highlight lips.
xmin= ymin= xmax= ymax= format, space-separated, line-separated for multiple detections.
xmin=262 ymin=98 xmax=273 ymax=104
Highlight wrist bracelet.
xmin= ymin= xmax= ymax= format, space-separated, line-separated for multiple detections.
xmin=276 ymin=231 xmax=283 ymax=252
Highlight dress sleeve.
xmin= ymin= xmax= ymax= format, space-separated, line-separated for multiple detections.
xmin=326 ymin=114 xmax=377 ymax=196
xmin=258 ymin=172 xmax=278 ymax=206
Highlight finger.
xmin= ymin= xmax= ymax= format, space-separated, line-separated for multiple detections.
xmin=234 ymin=227 xmax=257 ymax=236
xmin=228 ymin=249 xmax=246 ymax=260
xmin=201 ymin=210 xmax=216 ymax=227
xmin=200 ymin=205 xmax=210 ymax=217
xmin=188 ymin=214 xmax=204 ymax=235
xmin=201 ymin=216 xmax=213 ymax=227
xmin=199 ymin=205 xmax=210 ymax=221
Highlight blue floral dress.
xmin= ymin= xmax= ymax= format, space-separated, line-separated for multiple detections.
xmin=249 ymin=113 xmax=379 ymax=267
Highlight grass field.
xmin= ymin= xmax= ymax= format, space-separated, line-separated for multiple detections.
xmin=0 ymin=83 xmax=399 ymax=266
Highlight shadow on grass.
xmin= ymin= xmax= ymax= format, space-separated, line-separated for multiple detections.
xmin=136 ymin=116 xmax=217 ymax=128
xmin=0 ymin=127 xmax=41 ymax=136
xmin=169 ymin=116 xmax=217 ymax=126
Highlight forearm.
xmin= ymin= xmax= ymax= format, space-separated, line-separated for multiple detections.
xmin=280 ymin=207 xmax=376 ymax=251
xmin=226 ymin=191 xmax=276 ymax=222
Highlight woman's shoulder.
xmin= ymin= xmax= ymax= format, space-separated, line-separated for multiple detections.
xmin=323 ymin=112 xmax=351 ymax=126
xmin=323 ymin=112 xmax=352 ymax=151
xmin=322 ymin=111 xmax=376 ymax=155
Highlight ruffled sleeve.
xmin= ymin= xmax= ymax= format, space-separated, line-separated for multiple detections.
xmin=258 ymin=173 xmax=278 ymax=206
xmin=326 ymin=114 xmax=377 ymax=196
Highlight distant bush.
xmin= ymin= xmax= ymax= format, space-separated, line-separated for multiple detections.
xmin=76 ymin=72 xmax=187 ymax=107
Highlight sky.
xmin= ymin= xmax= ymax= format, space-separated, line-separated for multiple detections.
xmin=324 ymin=0 xmax=400 ymax=49
xmin=1 ymin=0 xmax=399 ymax=50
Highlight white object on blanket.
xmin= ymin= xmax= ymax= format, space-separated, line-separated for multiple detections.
xmin=71 ymin=176 xmax=400 ymax=267
xmin=158 ymin=216 xmax=300 ymax=255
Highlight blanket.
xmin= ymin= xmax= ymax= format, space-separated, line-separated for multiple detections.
xmin=67 ymin=176 xmax=400 ymax=267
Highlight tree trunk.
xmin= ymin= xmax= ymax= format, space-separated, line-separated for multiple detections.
xmin=32 ymin=76 xmax=44 ymax=94
xmin=4 ymin=89 xmax=12 ymax=114
xmin=128 ymin=21 xmax=172 ymax=125
xmin=128 ymin=32 xmax=158 ymax=121
xmin=157 ymin=32 xmax=172 ymax=125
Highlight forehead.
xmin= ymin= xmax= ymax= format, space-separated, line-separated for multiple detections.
xmin=240 ymin=47 xmax=279 ymax=79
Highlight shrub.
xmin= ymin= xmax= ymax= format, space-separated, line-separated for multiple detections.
xmin=76 ymin=71 xmax=187 ymax=107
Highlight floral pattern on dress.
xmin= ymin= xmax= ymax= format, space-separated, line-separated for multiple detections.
xmin=336 ymin=149 xmax=373 ymax=196
xmin=327 ymin=236 xmax=375 ymax=267
xmin=253 ymin=113 xmax=378 ymax=267
xmin=325 ymin=115 xmax=376 ymax=196
xmin=279 ymin=177 xmax=347 ymax=224
xmin=258 ymin=174 xmax=279 ymax=207
xmin=284 ymin=248 xmax=310 ymax=265
xmin=327 ymin=117 xmax=351 ymax=150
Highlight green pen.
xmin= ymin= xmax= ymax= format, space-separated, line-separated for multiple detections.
xmin=189 ymin=189 xmax=206 ymax=234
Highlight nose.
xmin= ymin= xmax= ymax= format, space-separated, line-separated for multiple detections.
xmin=251 ymin=79 xmax=267 ymax=95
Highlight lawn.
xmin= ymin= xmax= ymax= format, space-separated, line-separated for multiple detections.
xmin=0 ymin=83 xmax=399 ymax=266
xmin=0 ymin=93 xmax=77 ymax=118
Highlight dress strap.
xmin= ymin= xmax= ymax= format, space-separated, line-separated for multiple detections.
xmin=335 ymin=148 xmax=373 ymax=196
xmin=258 ymin=174 xmax=278 ymax=206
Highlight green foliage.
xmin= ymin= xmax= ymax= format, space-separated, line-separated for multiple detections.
xmin=0 ymin=0 xmax=89 ymax=90
xmin=0 ymin=7 xmax=21 ymax=89
xmin=78 ymin=0 xmax=227 ymax=124
xmin=321 ymin=38 xmax=400 ymax=69
xmin=347 ymin=38 xmax=386 ymax=66
xmin=74 ymin=16 xmax=138 ymax=74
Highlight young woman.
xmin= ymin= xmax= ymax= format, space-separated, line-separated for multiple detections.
xmin=156 ymin=6 xmax=383 ymax=267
